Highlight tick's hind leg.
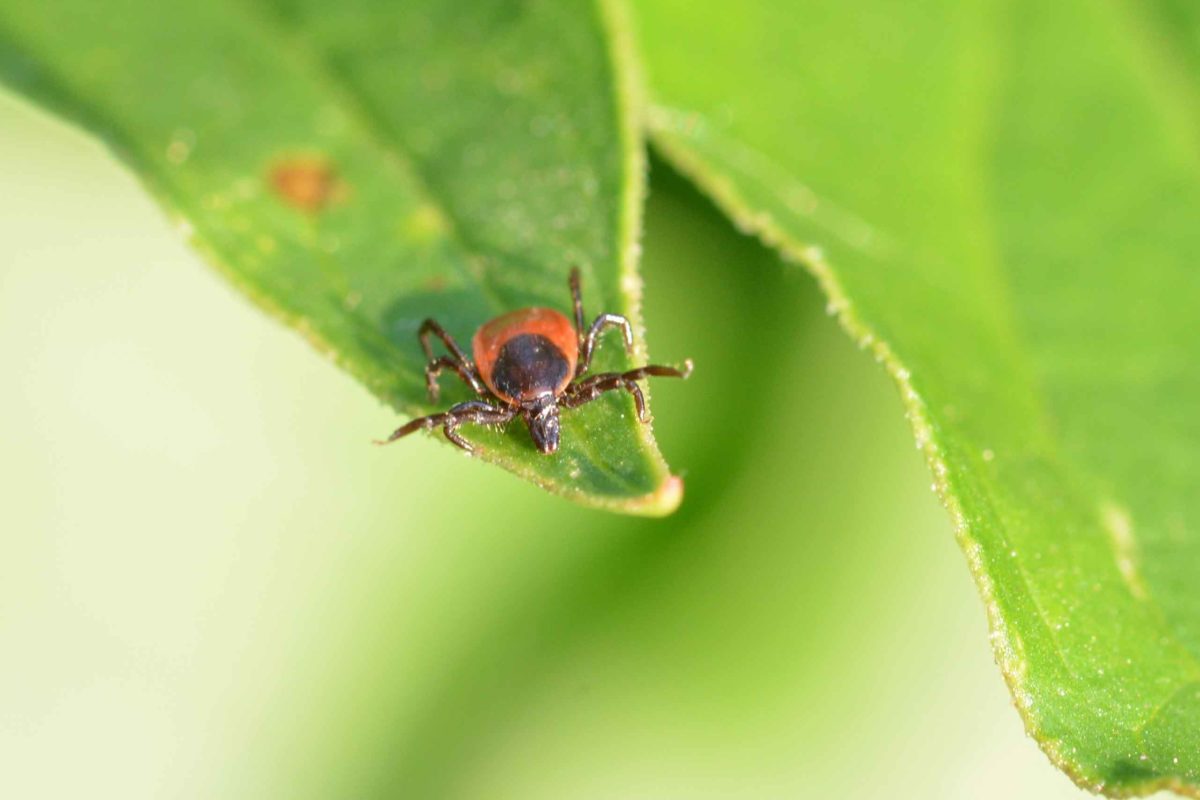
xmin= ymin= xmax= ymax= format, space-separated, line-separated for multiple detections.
xmin=418 ymin=318 xmax=483 ymax=401
xmin=376 ymin=400 xmax=517 ymax=453
xmin=563 ymin=360 xmax=693 ymax=422
xmin=563 ymin=373 xmax=647 ymax=420
xmin=618 ymin=361 xmax=694 ymax=382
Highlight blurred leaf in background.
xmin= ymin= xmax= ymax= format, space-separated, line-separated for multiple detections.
xmin=635 ymin=0 xmax=1200 ymax=792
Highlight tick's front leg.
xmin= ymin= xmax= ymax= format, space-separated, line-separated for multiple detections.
xmin=375 ymin=400 xmax=516 ymax=452
xmin=577 ymin=314 xmax=635 ymax=377
xmin=440 ymin=401 xmax=519 ymax=452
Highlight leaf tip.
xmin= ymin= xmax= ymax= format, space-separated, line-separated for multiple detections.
xmin=620 ymin=473 xmax=684 ymax=518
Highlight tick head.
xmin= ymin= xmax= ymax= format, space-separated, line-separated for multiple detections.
xmin=526 ymin=398 xmax=561 ymax=454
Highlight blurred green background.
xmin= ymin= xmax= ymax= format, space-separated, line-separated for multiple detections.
xmin=0 ymin=88 xmax=1102 ymax=798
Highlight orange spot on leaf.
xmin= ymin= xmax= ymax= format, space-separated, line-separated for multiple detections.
xmin=268 ymin=157 xmax=345 ymax=213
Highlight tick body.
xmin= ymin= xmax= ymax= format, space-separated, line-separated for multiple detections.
xmin=378 ymin=269 xmax=692 ymax=454
xmin=474 ymin=307 xmax=578 ymax=403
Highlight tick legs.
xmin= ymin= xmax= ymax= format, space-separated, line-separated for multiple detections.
xmin=418 ymin=318 xmax=484 ymax=401
xmin=569 ymin=267 xmax=633 ymax=377
xmin=577 ymin=314 xmax=634 ymax=377
xmin=569 ymin=267 xmax=586 ymax=341
xmin=418 ymin=317 xmax=469 ymax=363
xmin=424 ymin=356 xmax=485 ymax=402
xmin=376 ymin=400 xmax=517 ymax=452
xmin=563 ymin=360 xmax=693 ymax=422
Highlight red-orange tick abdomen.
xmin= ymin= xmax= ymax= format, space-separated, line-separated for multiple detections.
xmin=472 ymin=307 xmax=579 ymax=404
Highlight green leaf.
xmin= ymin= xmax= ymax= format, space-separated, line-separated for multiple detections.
xmin=0 ymin=0 xmax=684 ymax=515
xmin=632 ymin=0 xmax=1200 ymax=793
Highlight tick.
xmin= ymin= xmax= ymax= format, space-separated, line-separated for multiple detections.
xmin=378 ymin=268 xmax=692 ymax=454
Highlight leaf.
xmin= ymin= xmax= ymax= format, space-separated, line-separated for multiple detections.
xmin=0 ymin=0 xmax=684 ymax=515
xmin=631 ymin=0 xmax=1200 ymax=793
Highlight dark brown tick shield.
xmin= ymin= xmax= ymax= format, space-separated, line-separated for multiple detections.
xmin=473 ymin=308 xmax=578 ymax=404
